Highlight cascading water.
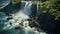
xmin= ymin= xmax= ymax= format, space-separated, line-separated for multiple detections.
xmin=3 ymin=1 xmax=46 ymax=34
xmin=3 ymin=1 xmax=32 ymax=29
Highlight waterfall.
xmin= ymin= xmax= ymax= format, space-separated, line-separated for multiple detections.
xmin=2 ymin=1 xmax=46 ymax=34
xmin=3 ymin=1 xmax=35 ymax=34
xmin=3 ymin=1 xmax=32 ymax=29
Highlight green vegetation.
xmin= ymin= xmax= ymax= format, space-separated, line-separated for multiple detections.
xmin=12 ymin=0 xmax=21 ymax=4
xmin=39 ymin=0 xmax=60 ymax=20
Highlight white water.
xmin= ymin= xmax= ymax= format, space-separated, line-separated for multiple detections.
xmin=3 ymin=1 xmax=32 ymax=30
xmin=3 ymin=1 xmax=46 ymax=34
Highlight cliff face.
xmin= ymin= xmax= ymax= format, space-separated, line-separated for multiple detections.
xmin=31 ymin=3 xmax=37 ymax=17
xmin=37 ymin=0 xmax=60 ymax=34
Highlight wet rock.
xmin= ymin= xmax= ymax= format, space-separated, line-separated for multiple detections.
xmin=7 ymin=15 xmax=13 ymax=20
xmin=15 ymin=26 xmax=21 ymax=31
xmin=9 ymin=22 xmax=12 ymax=25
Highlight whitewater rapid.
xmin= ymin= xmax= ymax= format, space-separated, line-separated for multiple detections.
xmin=3 ymin=1 xmax=46 ymax=34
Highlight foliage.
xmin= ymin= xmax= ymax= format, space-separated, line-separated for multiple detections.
xmin=12 ymin=0 xmax=21 ymax=4
xmin=39 ymin=0 xmax=60 ymax=20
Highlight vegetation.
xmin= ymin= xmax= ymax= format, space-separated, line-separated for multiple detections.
xmin=12 ymin=0 xmax=21 ymax=4
xmin=39 ymin=0 xmax=60 ymax=20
